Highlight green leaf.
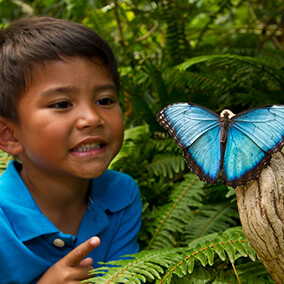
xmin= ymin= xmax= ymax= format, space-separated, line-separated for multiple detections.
xmin=203 ymin=246 xmax=215 ymax=266
xmin=222 ymin=241 xmax=235 ymax=263
xmin=212 ymin=243 xmax=227 ymax=261
xmin=195 ymin=251 xmax=208 ymax=267
xmin=187 ymin=256 xmax=195 ymax=274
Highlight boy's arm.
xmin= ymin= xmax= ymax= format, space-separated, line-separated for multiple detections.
xmin=37 ymin=236 xmax=100 ymax=284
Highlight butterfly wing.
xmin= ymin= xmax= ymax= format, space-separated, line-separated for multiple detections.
xmin=223 ymin=105 xmax=284 ymax=187
xmin=222 ymin=126 xmax=268 ymax=187
xmin=157 ymin=103 xmax=222 ymax=184
xmin=182 ymin=124 xmax=221 ymax=184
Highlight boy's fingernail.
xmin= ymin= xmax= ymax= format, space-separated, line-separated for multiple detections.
xmin=90 ymin=236 xmax=100 ymax=246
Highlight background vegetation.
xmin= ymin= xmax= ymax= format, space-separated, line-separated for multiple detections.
xmin=1 ymin=0 xmax=284 ymax=282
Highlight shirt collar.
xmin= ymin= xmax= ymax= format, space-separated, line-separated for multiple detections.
xmin=0 ymin=161 xmax=58 ymax=242
xmin=0 ymin=161 xmax=131 ymax=243
xmin=88 ymin=169 xmax=132 ymax=213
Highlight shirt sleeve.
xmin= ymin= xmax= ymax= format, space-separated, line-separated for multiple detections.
xmin=104 ymin=179 xmax=142 ymax=261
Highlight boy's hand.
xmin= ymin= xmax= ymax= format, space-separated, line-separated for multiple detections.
xmin=37 ymin=236 xmax=100 ymax=283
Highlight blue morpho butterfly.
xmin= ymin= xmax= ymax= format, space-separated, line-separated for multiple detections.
xmin=157 ymin=103 xmax=284 ymax=188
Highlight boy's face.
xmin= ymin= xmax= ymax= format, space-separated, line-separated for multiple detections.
xmin=13 ymin=56 xmax=124 ymax=180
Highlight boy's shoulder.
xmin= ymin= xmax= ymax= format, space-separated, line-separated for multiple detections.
xmin=89 ymin=169 xmax=140 ymax=213
xmin=0 ymin=161 xmax=26 ymax=203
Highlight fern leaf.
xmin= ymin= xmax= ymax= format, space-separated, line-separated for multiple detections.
xmin=177 ymin=54 xmax=284 ymax=86
xmin=202 ymin=246 xmax=215 ymax=266
xmin=147 ymin=153 xmax=185 ymax=178
xmin=165 ymin=69 xmax=232 ymax=92
xmin=85 ymin=248 xmax=184 ymax=284
xmin=185 ymin=201 xmax=239 ymax=242
xmin=85 ymin=228 xmax=259 ymax=284
xmin=221 ymin=241 xmax=235 ymax=264
xmin=161 ymin=0 xmax=190 ymax=65
xmin=186 ymin=256 xmax=195 ymax=274
xmin=212 ymin=243 xmax=227 ymax=262
xmin=237 ymin=261 xmax=275 ymax=283
xmin=171 ymin=262 xmax=273 ymax=284
xmin=160 ymin=228 xmax=256 ymax=283
xmin=178 ymin=54 xmax=281 ymax=71
xmin=147 ymin=174 xmax=204 ymax=249
xmin=194 ymin=250 xmax=208 ymax=267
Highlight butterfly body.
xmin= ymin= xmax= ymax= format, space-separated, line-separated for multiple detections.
xmin=157 ymin=103 xmax=284 ymax=188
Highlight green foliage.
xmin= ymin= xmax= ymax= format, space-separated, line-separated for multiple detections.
xmin=2 ymin=0 xmax=283 ymax=125
xmin=184 ymin=201 xmax=239 ymax=243
xmin=177 ymin=54 xmax=284 ymax=111
xmin=146 ymin=174 xmax=204 ymax=250
xmin=84 ymin=227 xmax=273 ymax=283
xmin=0 ymin=151 xmax=12 ymax=175
xmin=110 ymin=125 xmax=186 ymax=201
xmin=1 ymin=0 xmax=282 ymax=282
xmin=106 ymin=126 xmax=273 ymax=282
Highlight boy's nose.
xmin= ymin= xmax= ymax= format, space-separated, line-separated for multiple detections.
xmin=75 ymin=106 xmax=104 ymax=130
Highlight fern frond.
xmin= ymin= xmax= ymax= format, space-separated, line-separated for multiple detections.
xmin=161 ymin=0 xmax=190 ymax=65
xmin=86 ymin=227 xmax=257 ymax=284
xmin=147 ymin=174 xmax=204 ymax=250
xmin=151 ymin=136 xmax=180 ymax=153
xmin=184 ymin=201 xmax=239 ymax=242
xmin=160 ymin=228 xmax=256 ymax=284
xmin=226 ymin=47 xmax=284 ymax=69
xmin=178 ymin=54 xmax=284 ymax=85
xmin=147 ymin=153 xmax=185 ymax=178
xmin=84 ymin=248 xmax=184 ymax=284
xmin=178 ymin=54 xmax=281 ymax=70
xmin=169 ymin=266 xmax=238 ymax=283
xmin=165 ymin=69 xmax=232 ymax=92
xmin=171 ymin=261 xmax=274 ymax=284
xmin=236 ymin=261 xmax=275 ymax=283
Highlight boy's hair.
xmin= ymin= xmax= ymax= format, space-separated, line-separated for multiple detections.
xmin=0 ymin=17 xmax=120 ymax=123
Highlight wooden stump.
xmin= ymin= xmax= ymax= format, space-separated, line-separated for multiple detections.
xmin=235 ymin=149 xmax=284 ymax=283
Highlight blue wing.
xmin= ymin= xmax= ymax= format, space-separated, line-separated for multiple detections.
xmin=223 ymin=105 xmax=284 ymax=187
xmin=183 ymin=124 xmax=221 ymax=184
xmin=157 ymin=103 xmax=222 ymax=183
xmin=157 ymin=103 xmax=284 ymax=188
xmin=222 ymin=127 xmax=267 ymax=187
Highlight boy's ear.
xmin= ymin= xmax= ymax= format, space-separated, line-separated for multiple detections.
xmin=0 ymin=117 xmax=24 ymax=155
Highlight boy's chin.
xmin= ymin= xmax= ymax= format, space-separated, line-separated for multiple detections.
xmin=74 ymin=166 xmax=109 ymax=180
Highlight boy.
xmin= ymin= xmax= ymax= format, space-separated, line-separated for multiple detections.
xmin=0 ymin=17 xmax=142 ymax=283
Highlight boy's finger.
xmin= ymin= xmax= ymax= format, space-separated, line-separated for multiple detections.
xmin=63 ymin=236 xmax=100 ymax=266
xmin=80 ymin=257 xmax=93 ymax=267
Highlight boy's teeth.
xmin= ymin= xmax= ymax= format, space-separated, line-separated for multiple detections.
xmin=74 ymin=143 xmax=102 ymax=152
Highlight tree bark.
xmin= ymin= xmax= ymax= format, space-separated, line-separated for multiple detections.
xmin=235 ymin=148 xmax=284 ymax=283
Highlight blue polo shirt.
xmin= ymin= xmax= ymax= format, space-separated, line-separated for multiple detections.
xmin=0 ymin=161 xmax=142 ymax=283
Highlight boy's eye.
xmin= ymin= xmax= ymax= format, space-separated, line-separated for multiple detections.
xmin=49 ymin=101 xmax=72 ymax=109
xmin=96 ymin=98 xmax=115 ymax=106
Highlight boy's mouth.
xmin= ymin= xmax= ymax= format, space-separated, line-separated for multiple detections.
xmin=71 ymin=142 xmax=105 ymax=153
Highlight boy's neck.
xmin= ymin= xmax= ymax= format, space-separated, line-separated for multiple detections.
xmin=19 ymin=167 xmax=90 ymax=235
